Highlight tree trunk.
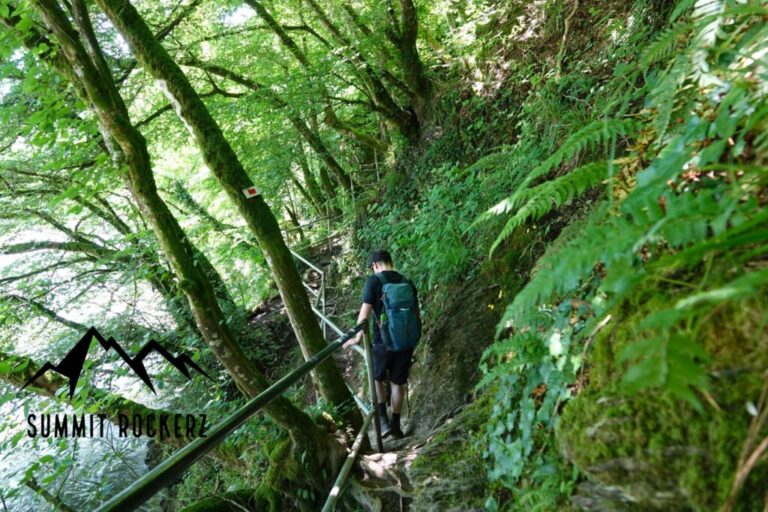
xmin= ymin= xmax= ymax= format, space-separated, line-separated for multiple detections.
xmin=318 ymin=165 xmax=337 ymax=203
xmin=291 ymin=116 xmax=354 ymax=190
xmin=28 ymin=0 xmax=328 ymax=450
xmin=284 ymin=203 xmax=306 ymax=243
xmin=296 ymin=145 xmax=330 ymax=207
xmin=386 ymin=0 xmax=432 ymax=123
xmin=290 ymin=173 xmax=322 ymax=217
xmin=94 ymin=0 xmax=359 ymax=428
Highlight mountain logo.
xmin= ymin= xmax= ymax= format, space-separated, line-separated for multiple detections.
xmin=21 ymin=326 xmax=212 ymax=398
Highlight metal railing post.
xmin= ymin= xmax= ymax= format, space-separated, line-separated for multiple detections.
xmin=363 ymin=332 xmax=383 ymax=453
xmin=321 ymin=411 xmax=374 ymax=512
xmin=321 ymin=272 xmax=326 ymax=340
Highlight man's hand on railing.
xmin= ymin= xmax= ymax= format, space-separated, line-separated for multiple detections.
xmin=343 ymin=330 xmax=364 ymax=349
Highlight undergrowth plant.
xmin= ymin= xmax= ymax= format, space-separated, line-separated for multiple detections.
xmin=477 ymin=0 xmax=768 ymax=508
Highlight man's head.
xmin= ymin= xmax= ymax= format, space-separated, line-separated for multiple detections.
xmin=368 ymin=249 xmax=393 ymax=273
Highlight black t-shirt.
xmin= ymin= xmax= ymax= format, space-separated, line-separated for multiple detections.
xmin=362 ymin=271 xmax=418 ymax=344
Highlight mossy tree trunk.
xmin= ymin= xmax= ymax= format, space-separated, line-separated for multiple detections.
xmin=94 ymin=0 xmax=360 ymax=429
xmin=385 ymin=0 xmax=432 ymax=124
xmin=27 ymin=0 xmax=331 ymax=456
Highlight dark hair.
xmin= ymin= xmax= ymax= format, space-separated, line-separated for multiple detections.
xmin=367 ymin=249 xmax=392 ymax=266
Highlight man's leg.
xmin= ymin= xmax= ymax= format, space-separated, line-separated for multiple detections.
xmin=390 ymin=383 xmax=404 ymax=414
xmin=387 ymin=349 xmax=413 ymax=438
xmin=373 ymin=343 xmax=392 ymax=436
xmin=375 ymin=380 xmax=387 ymax=404
xmin=375 ymin=380 xmax=390 ymax=434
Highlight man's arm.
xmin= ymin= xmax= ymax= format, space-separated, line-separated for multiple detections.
xmin=344 ymin=302 xmax=372 ymax=348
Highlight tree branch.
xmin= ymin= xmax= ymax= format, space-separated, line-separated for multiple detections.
xmin=1 ymin=294 xmax=87 ymax=331
xmin=24 ymin=477 xmax=76 ymax=512
xmin=0 ymin=257 xmax=92 ymax=285
xmin=0 ymin=240 xmax=112 ymax=258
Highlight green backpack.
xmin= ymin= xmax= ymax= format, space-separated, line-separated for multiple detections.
xmin=375 ymin=273 xmax=421 ymax=351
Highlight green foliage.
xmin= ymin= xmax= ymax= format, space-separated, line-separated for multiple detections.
xmin=471 ymin=0 xmax=768 ymax=508
xmin=358 ymin=160 xmax=511 ymax=295
xmin=1 ymin=0 xmax=766 ymax=508
xmin=485 ymin=0 xmax=768 ymax=406
xmin=356 ymin=86 xmax=548 ymax=300
xmin=483 ymin=160 xmax=611 ymax=251
xmin=477 ymin=301 xmax=584 ymax=509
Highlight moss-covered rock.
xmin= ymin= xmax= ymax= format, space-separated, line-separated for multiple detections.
xmin=409 ymin=236 xmax=532 ymax=438
xmin=408 ymin=393 xmax=494 ymax=511
xmin=557 ymin=290 xmax=768 ymax=511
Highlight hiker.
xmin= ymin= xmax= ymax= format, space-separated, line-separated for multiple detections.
xmin=343 ymin=249 xmax=421 ymax=439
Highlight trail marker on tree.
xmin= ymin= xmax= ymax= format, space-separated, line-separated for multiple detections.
xmin=242 ymin=187 xmax=260 ymax=198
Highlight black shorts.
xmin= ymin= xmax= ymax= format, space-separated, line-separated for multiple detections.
xmin=373 ymin=344 xmax=414 ymax=385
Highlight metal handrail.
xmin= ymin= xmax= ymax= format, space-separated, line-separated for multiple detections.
xmin=291 ymin=249 xmax=327 ymax=340
xmin=312 ymin=305 xmax=365 ymax=357
xmin=95 ymin=322 xmax=367 ymax=512
xmin=294 ymin=252 xmax=385 ymax=501
xmin=97 ymin=249 xmax=379 ymax=511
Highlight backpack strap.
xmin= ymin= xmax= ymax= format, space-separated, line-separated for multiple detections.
xmin=376 ymin=273 xmax=417 ymax=298
xmin=373 ymin=273 xmax=387 ymax=329
xmin=374 ymin=272 xmax=389 ymax=286
xmin=375 ymin=272 xmax=409 ymax=285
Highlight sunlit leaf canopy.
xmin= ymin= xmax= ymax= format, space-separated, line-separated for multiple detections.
xmin=0 ymin=0 xmax=473 ymax=341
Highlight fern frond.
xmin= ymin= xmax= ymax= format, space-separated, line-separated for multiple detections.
xmin=639 ymin=22 xmax=693 ymax=68
xmin=692 ymin=0 xmax=726 ymax=48
xmin=496 ymin=206 xmax=643 ymax=331
xmin=620 ymin=333 xmax=709 ymax=411
xmin=670 ymin=0 xmax=697 ymax=21
xmin=690 ymin=0 xmax=728 ymax=86
xmin=648 ymin=55 xmax=689 ymax=142
xmin=480 ymin=118 xmax=635 ymax=230
xmin=488 ymin=160 xmax=610 ymax=254
xmin=465 ymin=149 xmax=515 ymax=174
xmin=519 ymin=118 xmax=635 ymax=192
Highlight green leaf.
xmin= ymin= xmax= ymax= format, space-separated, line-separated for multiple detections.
xmin=618 ymin=337 xmax=663 ymax=363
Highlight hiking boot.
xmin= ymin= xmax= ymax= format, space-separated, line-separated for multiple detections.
xmin=377 ymin=402 xmax=391 ymax=436
xmin=387 ymin=414 xmax=403 ymax=439
xmin=387 ymin=425 xmax=404 ymax=439
xmin=379 ymin=415 xmax=391 ymax=437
